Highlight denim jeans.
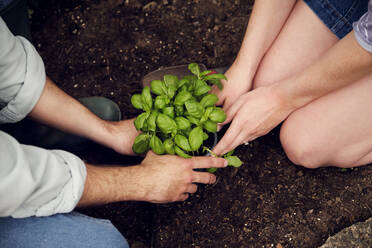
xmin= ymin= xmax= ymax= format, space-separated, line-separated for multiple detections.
xmin=0 ymin=212 xmax=129 ymax=248
xmin=304 ymin=0 xmax=369 ymax=39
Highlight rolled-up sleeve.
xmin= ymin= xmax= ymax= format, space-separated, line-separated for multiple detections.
xmin=0 ymin=131 xmax=87 ymax=218
xmin=0 ymin=17 xmax=45 ymax=123
xmin=353 ymin=0 xmax=372 ymax=52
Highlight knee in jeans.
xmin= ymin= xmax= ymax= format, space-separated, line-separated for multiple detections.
xmin=85 ymin=220 xmax=129 ymax=248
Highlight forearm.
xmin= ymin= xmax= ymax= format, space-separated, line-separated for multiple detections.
xmin=77 ymin=164 xmax=145 ymax=207
xmin=29 ymin=76 xmax=114 ymax=148
xmin=233 ymin=0 xmax=297 ymax=75
xmin=275 ymin=31 xmax=372 ymax=110
xmin=77 ymin=153 xmax=227 ymax=207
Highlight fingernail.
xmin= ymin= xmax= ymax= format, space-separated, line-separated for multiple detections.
xmin=217 ymin=124 xmax=222 ymax=132
xmin=223 ymin=159 xmax=228 ymax=167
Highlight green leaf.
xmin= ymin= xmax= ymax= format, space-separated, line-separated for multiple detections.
xmin=188 ymin=63 xmax=200 ymax=77
xmin=163 ymin=74 xmax=178 ymax=89
xmin=177 ymin=78 xmax=189 ymax=89
xmin=187 ymin=115 xmax=200 ymax=125
xmin=164 ymin=75 xmax=178 ymax=99
xmin=203 ymin=132 xmax=209 ymax=140
xmin=183 ymin=75 xmax=198 ymax=82
xmin=134 ymin=111 xmax=150 ymax=130
xmin=175 ymin=117 xmax=191 ymax=130
xmin=150 ymin=134 xmax=165 ymax=155
xmin=131 ymin=94 xmax=143 ymax=110
xmin=154 ymin=95 xmax=168 ymax=109
xmin=162 ymin=106 xmax=175 ymax=119
xmin=203 ymin=120 xmax=217 ymax=133
xmin=207 ymin=167 xmax=217 ymax=173
xmin=175 ymin=134 xmax=192 ymax=151
xmin=204 ymin=73 xmax=227 ymax=81
xmin=189 ymin=126 xmax=203 ymax=151
xmin=194 ymin=84 xmax=211 ymax=96
xmin=200 ymin=94 xmax=219 ymax=108
xmin=141 ymin=86 xmax=153 ymax=111
xmin=163 ymin=138 xmax=175 ymax=155
xmin=224 ymin=150 xmax=235 ymax=157
xmin=175 ymin=105 xmax=184 ymax=116
xmin=182 ymin=127 xmax=192 ymax=137
xmin=174 ymin=91 xmax=192 ymax=106
xmin=225 ymin=156 xmax=243 ymax=167
xmin=150 ymin=80 xmax=166 ymax=95
xmin=132 ymin=133 xmax=150 ymax=154
xmin=200 ymin=70 xmax=212 ymax=77
xmin=175 ymin=146 xmax=191 ymax=158
xmin=156 ymin=113 xmax=177 ymax=134
xmin=209 ymin=107 xmax=226 ymax=123
xmin=142 ymin=121 xmax=148 ymax=132
xmin=147 ymin=110 xmax=159 ymax=132
xmin=209 ymin=79 xmax=223 ymax=90
xmin=195 ymin=79 xmax=206 ymax=89
xmin=185 ymin=101 xmax=204 ymax=118
xmin=200 ymin=106 xmax=214 ymax=123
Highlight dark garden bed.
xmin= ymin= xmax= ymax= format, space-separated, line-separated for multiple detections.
xmin=29 ymin=0 xmax=371 ymax=247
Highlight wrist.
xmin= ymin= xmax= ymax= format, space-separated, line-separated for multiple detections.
xmin=269 ymin=81 xmax=299 ymax=114
xmin=86 ymin=119 xmax=117 ymax=149
xmin=230 ymin=58 xmax=257 ymax=79
xmin=93 ymin=119 xmax=136 ymax=154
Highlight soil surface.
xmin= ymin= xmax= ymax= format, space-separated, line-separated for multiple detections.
xmin=29 ymin=0 xmax=372 ymax=247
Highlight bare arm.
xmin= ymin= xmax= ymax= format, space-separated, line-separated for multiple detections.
xmin=29 ymin=76 xmax=138 ymax=155
xmin=215 ymin=0 xmax=297 ymax=109
xmin=233 ymin=0 xmax=297 ymax=75
xmin=277 ymin=31 xmax=372 ymax=109
xmin=214 ymin=31 xmax=372 ymax=155
xmin=77 ymin=152 xmax=228 ymax=206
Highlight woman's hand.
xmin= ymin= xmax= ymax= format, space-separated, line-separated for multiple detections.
xmin=213 ymin=85 xmax=293 ymax=155
xmin=212 ymin=64 xmax=253 ymax=112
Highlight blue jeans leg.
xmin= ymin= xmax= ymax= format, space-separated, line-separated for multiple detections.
xmin=0 ymin=211 xmax=129 ymax=248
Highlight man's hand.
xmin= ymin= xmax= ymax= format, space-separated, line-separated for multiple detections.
xmin=78 ymin=152 xmax=228 ymax=207
xmin=105 ymin=118 xmax=139 ymax=155
xmin=138 ymin=152 xmax=228 ymax=203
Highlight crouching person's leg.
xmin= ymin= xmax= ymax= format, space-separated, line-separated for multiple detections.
xmin=0 ymin=211 xmax=129 ymax=248
xmin=280 ymin=72 xmax=372 ymax=169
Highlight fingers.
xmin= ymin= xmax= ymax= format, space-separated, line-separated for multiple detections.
xmin=211 ymin=85 xmax=225 ymax=106
xmin=145 ymin=150 xmax=156 ymax=158
xmin=192 ymin=171 xmax=216 ymax=184
xmin=222 ymin=96 xmax=245 ymax=125
xmin=213 ymin=118 xmax=242 ymax=155
xmin=223 ymin=129 xmax=254 ymax=155
xmin=190 ymin=156 xmax=228 ymax=169
xmin=179 ymin=193 xmax=189 ymax=201
xmin=186 ymin=184 xmax=198 ymax=194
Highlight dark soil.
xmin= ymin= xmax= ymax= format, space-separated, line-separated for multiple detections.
xmin=29 ymin=0 xmax=371 ymax=247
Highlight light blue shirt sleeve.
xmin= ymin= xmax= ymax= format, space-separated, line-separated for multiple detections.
xmin=0 ymin=131 xmax=87 ymax=218
xmin=0 ymin=17 xmax=45 ymax=123
xmin=0 ymin=17 xmax=87 ymax=217
xmin=353 ymin=0 xmax=372 ymax=52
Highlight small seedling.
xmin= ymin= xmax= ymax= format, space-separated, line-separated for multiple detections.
xmin=131 ymin=63 xmax=243 ymax=170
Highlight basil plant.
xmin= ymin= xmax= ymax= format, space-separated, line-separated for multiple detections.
xmin=131 ymin=63 xmax=242 ymax=169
